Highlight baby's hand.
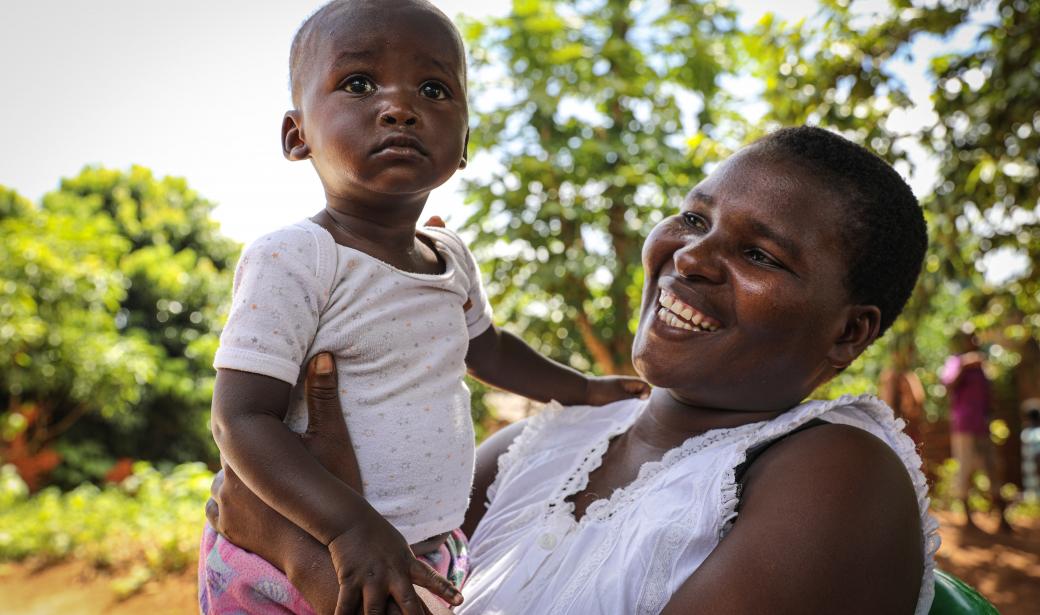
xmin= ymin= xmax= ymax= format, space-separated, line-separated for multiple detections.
xmin=328 ymin=510 xmax=462 ymax=615
xmin=584 ymin=375 xmax=651 ymax=406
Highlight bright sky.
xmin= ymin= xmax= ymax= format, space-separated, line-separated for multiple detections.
xmin=3 ymin=0 xmax=1018 ymax=281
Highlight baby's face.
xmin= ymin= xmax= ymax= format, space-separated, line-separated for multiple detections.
xmin=291 ymin=3 xmax=469 ymax=203
xmin=632 ymin=149 xmax=857 ymax=412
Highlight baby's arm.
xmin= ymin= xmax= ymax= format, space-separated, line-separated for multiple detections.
xmin=430 ymin=220 xmax=648 ymax=406
xmin=212 ymin=368 xmax=461 ymax=613
xmin=211 ymin=368 xmax=372 ymax=545
xmin=466 ymin=326 xmax=649 ymax=406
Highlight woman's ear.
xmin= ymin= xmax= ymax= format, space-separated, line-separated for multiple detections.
xmin=282 ymin=111 xmax=310 ymax=161
xmin=827 ymin=305 xmax=882 ymax=369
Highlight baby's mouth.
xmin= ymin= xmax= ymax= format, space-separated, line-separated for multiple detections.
xmin=372 ymin=135 xmax=429 ymax=156
xmin=656 ymin=289 xmax=721 ymax=332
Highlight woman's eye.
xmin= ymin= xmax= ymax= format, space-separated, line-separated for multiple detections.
xmin=420 ymin=81 xmax=448 ymax=99
xmin=343 ymin=76 xmax=375 ymax=94
xmin=747 ymin=248 xmax=780 ymax=268
xmin=681 ymin=212 xmax=708 ymax=231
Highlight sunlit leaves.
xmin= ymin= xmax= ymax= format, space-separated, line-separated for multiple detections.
xmin=461 ymin=0 xmax=736 ymax=373
xmin=0 ymin=167 xmax=237 ymax=486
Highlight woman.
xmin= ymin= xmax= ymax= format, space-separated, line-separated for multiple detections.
xmin=207 ymin=127 xmax=938 ymax=614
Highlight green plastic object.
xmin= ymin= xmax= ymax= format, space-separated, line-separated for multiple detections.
xmin=929 ymin=569 xmax=1000 ymax=615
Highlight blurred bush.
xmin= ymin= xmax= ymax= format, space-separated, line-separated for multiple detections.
xmin=0 ymin=461 xmax=211 ymax=596
xmin=1 ymin=168 xmax=238 ymax=488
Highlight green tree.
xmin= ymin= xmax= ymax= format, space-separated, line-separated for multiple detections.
xmin=737 ymin=0 xmax=1037 ymax=486
xmin=924 ymin=0 xmax=1040 ymax=482
xmin=926 ymin=0 xmax=1039 ymax=326
xmin=1 ymin=167 xmax=237 ymax=486
xmin=460 ymin=0 xmax=736 ymax=374
xmin=735 ymin=0 xmax=975 ymax=415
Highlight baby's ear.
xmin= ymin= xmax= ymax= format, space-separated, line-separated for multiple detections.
xmin=827 ymin=305 xmax=881 ymax=370
xmin=281 ymin=111 xmax=310 ymax=161
xmin=459 ymin=129 xmax=470 ymax=170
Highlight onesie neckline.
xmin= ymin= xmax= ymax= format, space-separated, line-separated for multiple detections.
xmin=301 ymin=218 xmax=457 ymax=282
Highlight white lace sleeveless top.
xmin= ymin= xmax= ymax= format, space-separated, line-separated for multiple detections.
xmin=459 ymin=395 xmax=940 ymax=615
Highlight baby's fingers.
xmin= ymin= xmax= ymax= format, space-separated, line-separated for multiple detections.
xmin=333 ymin=583 xmax=362 ymax=615
xmin=387 ymin=578 xmax=430 ymax=615
xmin=362 ymin=580 xmax=390 ymax=615
xmin=620 ymin=376 xmax=651 ymax=399
xmin=410 ymin=559 xmax=463 ymax=607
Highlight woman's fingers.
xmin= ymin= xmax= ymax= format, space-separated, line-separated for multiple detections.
xmin=410 ymin=560 xmax=463 ymax=607
xmin=205 ymin=469 xmax=226 ymax=528
xmin=302 ymin=352 xmax=363 ymax=490
xmin=304 ymin=352 xmax=343 ymax=437
xmin=423 ymin=215 xmax=446 ymax=228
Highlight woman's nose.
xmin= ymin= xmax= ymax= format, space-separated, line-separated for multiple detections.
xmin=673 ymin=238 xmax=724 ymax=283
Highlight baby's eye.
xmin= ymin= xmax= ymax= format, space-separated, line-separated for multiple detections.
xmin=681 ymin=211 xmax=708 ymax=232
xmin=419 ymin=81 xmax=449 ymax=100
xmin=343 ymin=76 xmax=375 ymax=94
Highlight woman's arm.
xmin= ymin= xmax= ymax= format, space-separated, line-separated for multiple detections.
xmin=661 ymin=424 xmax=924 ymax=615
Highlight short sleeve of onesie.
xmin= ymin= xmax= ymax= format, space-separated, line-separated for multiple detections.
xmin=213 ymin=223 xmax=337 ymax=384
xmin=424 ymin=226 xmax=493 ymax=338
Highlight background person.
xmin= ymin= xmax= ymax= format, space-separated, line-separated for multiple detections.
xmin=940 ymin=329 xmax=1012 ymax=532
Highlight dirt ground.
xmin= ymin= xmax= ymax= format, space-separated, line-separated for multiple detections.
xmin=0 ymin=561 xmax=197 ymax=615
xmin=933 ymin=510 xmax=1040 ymax=615
xmin=0 ymin=510 xmax=1036 ymax=614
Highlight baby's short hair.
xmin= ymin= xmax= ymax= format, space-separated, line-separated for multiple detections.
xmin=751 ymin=126 xmax=927 ymax=337
xmin=288 ymin=0 xmax=465 ymax=107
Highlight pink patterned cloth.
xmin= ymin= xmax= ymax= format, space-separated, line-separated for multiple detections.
xmin=198 ymin=524 xmax=469 ymax=614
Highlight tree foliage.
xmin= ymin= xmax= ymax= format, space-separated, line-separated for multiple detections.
xmin=927 ymin=0 xmax=1039 ymax=325
xmin=461 ymin=0 xmax=1037 ymax=441
xmin=1 ymin=167 xmax=237 ymax=486
xmin=460 ymin=0 xmax=737 ymax=374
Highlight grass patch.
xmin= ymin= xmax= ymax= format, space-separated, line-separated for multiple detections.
xmin=0 ymin=462 xmax=211 ymax=597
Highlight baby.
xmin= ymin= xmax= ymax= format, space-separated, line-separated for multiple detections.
xmin=197 ymin=1 xmax=647 ymax=614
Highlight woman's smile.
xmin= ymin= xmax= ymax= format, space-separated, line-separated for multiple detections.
xmin=632 ymin=149 xmax=858 ymax=413
xmin=656 ymin=288 xmax=722 ymax=332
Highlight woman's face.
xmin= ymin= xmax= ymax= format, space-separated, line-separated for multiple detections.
xmin=632 ymin=149 xmax=873 ymax=412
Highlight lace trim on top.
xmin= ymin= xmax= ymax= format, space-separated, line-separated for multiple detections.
xmin=714 ymin=394 xmax=940 ymax=615
xmin=485 ymin=400 xmax=568 ymax=506
xmin=549 ymin=410 xmax=769 ymax=526
xmin=867 ymin=398 xmax=942 ymax=615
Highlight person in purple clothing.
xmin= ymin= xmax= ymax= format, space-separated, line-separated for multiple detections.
xmin=940 ymin=329 xmax=1011 ymax=532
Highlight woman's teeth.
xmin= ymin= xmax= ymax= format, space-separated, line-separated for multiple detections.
xmin=658 ymin=289 xmax=719 ymax=332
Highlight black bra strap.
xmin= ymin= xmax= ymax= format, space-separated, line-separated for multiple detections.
xmin=732 ymin=418 xmax=830 ymax=510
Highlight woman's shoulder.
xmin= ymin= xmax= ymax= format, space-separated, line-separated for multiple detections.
xmin=730 ymin=394 xmax=939 ymax=614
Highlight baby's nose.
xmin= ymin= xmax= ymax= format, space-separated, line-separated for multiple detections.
xmin=380 ymin=111 xmax=417 ymax=126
